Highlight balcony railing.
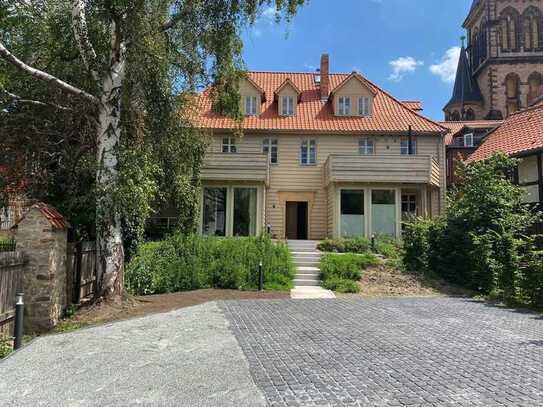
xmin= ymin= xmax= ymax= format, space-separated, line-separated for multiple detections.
xmin=324 ymin=154 xmax=441 ymax=187
xmin=201 ymin=153 xmax=269 ymax=185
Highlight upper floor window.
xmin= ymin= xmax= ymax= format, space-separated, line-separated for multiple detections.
xmin=358 ymin=97 xmax=370 ymax=117
xmin=500 ymin=8 xmax=520 ymax=52
xmin=300 ymin=139 xmax=317 ymax=165
xmin=359 ymin=138 xmax=374 ymax=155
xmin=338 ymin=96 xmax=351 ymax=116
xmin=523 ymin=7 xmax=542 ymax=51
xmin=465 ymin=108 xmax=475 ymax=121
xmin=400 ymin=138 xmax=417 ymax=155
xmin=464 ymin=133 xmax=474 ymax=148
xmin=527 ymin=72 xmax=543 ymax=106
xmin=245 ymin=96 xmax=257 ymax=116
xmin=263 ymin=138 xmax=278 ymax=164
xmin=222 ymin=137 xmax=237 ymax=153
xmin=281 ymin=95 xmax=295 ymax=116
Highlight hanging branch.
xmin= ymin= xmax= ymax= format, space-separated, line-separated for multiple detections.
xmin=1 ymin=87 xmax=73 ymax=111
xmin=0 ymin=42 xmax=99 ymax=104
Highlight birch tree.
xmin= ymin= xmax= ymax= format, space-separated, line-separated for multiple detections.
xmin=0 ymin=0 xmax=305 ymax=301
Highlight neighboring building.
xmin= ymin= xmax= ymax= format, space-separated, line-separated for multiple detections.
xmin=467 ymin=100 xmax=543 ymax=232
xmin=440 ymin=120 xmax=502 ymax=186
xmin=444 ymin=0 xmax=543 ymax=121
xmin=194 ymin=54 xmax=447 ymax=240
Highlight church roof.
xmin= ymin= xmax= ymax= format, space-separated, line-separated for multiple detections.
xmin=444 ymin=45 xmax=484 ymax=110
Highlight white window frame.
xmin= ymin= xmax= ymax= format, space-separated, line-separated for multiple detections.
xmin=222 ymin=137 xmax=237 ymax=153
xmin=464 ymin=133 xmax=474 ymax=147
xmin=400 ymin=138 xmax=417 ymax=155
xmin=263 ymin=138 xmax=278 ymax=164
xmin=338 ymin=96 xmax=351 ymax=116
xmin=358 ymin=138 xmax=375 ymax=155
xmin=281 ymin=95 xmax=295 ymax=116
xmin=358 ymin=96 xmax=370 ymax=116
xmin=300 ymin=139 xmax=317 ymax=165
xmin=245 ymin=95 xmax=257 ymax=116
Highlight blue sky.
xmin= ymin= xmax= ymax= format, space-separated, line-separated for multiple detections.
xmin=241 ymin=0 xmax=472 ymax=121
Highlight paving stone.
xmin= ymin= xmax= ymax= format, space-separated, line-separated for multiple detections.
xmin=220 ymin=297 xmax=543 ymax=406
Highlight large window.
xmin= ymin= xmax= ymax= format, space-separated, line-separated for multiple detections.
xmin=518 ymin=155 xmax=540 ymax=204
xmin=400 ymin=138 xmax=417 ymax=155
xmin=338 ymin=96 xmax=351 ymax=116
xmin=500 ymin=8 xmax=520 ymax=52
xmin=340 ymin=190 xmax=365 ymax=238
xmin=281 ymin=95 xmax=294 ymax=116
xmin=263 ymin=138 xmax=278 ymax=164
xmin=523 ymin=7 xmax=542 ymax=51
xmin=222 ymin=137 xmax=237 ymax=153
xmin=358 ymin=97 xmax=370 ymax=117
xmin=300 ymin=139 xmax=317 ymax=165
xmin=527 ymin=73 xmax=543 ymax=106
xmin=359 ymin=138 xmax=375 ymax=155
xmin=401 ymin=194 xmax=417 ymax=220
xmin=203 ymin=188 xmax=227 ymax=236
xmin=372 ymin=190 xmax=396 ymax=236
xmin=233 ymin=188 xmax=257 ymax=236
xmin=245 ymin=95 xmax=257 ymax=116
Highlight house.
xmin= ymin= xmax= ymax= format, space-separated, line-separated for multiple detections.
xmin=467 ymin=99 xmax=543 ymax=232
xmin=194 ymin=54 xmax=447 ymax=240
xmin=440 ymin=120 xmax=502 ymax=186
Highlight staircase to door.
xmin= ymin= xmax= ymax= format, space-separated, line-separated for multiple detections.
xmin=287 ymin=240 xmax=321 ymax=287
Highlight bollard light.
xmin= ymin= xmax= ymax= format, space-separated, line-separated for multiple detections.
xmin=14 ymin=292 xmax=24 ymax=350
xmin=258 ymin=261 xmax=264 ymax=291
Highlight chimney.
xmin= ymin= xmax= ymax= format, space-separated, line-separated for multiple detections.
xmin=320 ymin=54 xmax=330 ymax=100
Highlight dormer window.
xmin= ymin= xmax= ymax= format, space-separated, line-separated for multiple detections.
xmin=359 ymin=97 xmax=370 ymax=117
xmin=464 ymin=133 xmax=474 ymax=147
xmin=245 ymin=96 xmax=257 ymax=116
xmin=338 ymin=96 xmax=351 ymax=116
xmin=281 ymin=95 xmax=295 ymax=116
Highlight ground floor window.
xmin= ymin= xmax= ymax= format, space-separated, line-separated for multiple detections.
xmin=401 ymin=193 xmax=417 ymax=220
xmin=202 ymin=186 xmax=259 ymax=237
xmin=340 ymin=190 xmax=365 ymax=238
xmin=372 ymin=190 xmax=396 ymax=236
xmin=233 ymin=188 xmax=257 ymax=236
xmin=203 ymin=188 xmax=227 ymax=236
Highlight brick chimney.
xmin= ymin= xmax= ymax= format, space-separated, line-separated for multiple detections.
xmin=320 ymin=54 xmax=330 ymax=100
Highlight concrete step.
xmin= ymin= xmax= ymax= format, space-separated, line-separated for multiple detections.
xmin=294 ymin=260 xmax=320 ymax=268
xmin=296 ymin=266 xmax=320 ymax=273
xmin=295 ymin=273 xmax=320 ymax=281
xmin=291 ymin=251 xmax=321 ymax=257
xmin=293 ymin=278 xmax=321 ymax=287
xmin=290 ymin=286 xmax=336 ymax=299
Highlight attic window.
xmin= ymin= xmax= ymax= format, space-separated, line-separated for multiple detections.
xmin=314 ymin=72 xmax=321 ymax=84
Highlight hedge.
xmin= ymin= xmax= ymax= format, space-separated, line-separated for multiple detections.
xmin=125 ymin=234 xmax=295 ymax=295
xmin=319 ymin=253 xmax=380 ymax=293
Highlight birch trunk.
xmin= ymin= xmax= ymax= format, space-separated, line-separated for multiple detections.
xmin=95 ymin=28 xmax=127 ymax=301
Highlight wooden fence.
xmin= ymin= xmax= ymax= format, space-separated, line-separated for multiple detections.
xmin=67 ymin=242 xmax=97 ymax=304
xmin=0 ymin=252 xmax=24 ymax=336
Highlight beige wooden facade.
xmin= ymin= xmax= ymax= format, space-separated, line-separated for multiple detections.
xmin=199 ymin=131 xmax=446 ymax=240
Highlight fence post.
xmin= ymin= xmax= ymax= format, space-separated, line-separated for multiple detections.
xmin=72 ymin=241 xmax=83 ymax=304
xmin=13 ymin=292 xmax=24 ymax=350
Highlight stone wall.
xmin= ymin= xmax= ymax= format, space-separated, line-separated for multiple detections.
xmin=15 ymin=208 xmax=68 ymax=333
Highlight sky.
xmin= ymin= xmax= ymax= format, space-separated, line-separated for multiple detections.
xmin=241 ymin=0 xmax=472 ymax=121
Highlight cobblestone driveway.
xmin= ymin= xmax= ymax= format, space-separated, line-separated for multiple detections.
xmin=220 ymin=298 xmax=543 ymax=407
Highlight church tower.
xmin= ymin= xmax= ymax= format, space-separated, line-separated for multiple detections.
xmin=444 ymin=0 xmax=543 ymax=121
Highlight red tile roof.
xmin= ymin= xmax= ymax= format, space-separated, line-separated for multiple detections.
xmin=402 ymin=101 xmax=423 ymax=112
xmin=15 ymin=202 xmax=70 ymax=230
xmin=439 ymin=120 xmax=503 ymax=146
xmin=195 ymin=72 xmax=446 ymax=134
xmin=468 ymin=104 xmax=543 ymax=162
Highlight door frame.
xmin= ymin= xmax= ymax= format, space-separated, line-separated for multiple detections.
xmin=285 ymin=201 xmax=309 ymax=240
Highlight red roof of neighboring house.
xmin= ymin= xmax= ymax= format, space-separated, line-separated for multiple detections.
xmin=14 ymin=202 xmax=70 ymax=230
xmin=195 ymin=72 xmax=446 ymax=134
xmin=402 ymin=100 xmax=423 ymax=112
xmin=468 ymin=104 xmax=543 ymax=162
xmin=439 ymin=120 xmax=503 ymax=145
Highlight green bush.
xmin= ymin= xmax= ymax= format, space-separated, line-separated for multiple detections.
xmin=0 ymin=337 xmax=12 ymax=359
xmin=125 ymin=234 xmax=295 ymax=295
xmin=403 ymin=153 xmax=543 ymax=306
xmin=320 ymin=253 xmax=379 ymax=293
xmin=322 ymin=277 xmax=360 ymax=293
xmin=317 ymin=238 xmax=371 ymax=254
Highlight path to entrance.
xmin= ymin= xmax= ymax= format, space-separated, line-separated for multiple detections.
xmin=221 ymin=297 xmax=543 ymax=406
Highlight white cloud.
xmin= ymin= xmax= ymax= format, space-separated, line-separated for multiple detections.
xmin=388 ymin=57 xmax=424 ymax=82
xmin=430 ymin=47 xmax=461 ymax=83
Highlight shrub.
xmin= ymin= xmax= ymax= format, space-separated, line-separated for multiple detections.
xmin=0 ymin=337 xmax=12 ymax=359
xmin=125 ymin=234 xmax=295 ymax=295
xmin=402 ymin=218 xmax=435 ymax=274
xmin=322 ymin=277 xmax=360 ymax=293
xmin=320 ymin=253 xmax=379 ymax=293
xmin=317 ymin=238 xmax=371 ymax=254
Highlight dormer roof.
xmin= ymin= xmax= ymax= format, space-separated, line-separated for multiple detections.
xmin=329 ymin=72 xmax=377 ymax=99
xmin=244 ymin=76 xmax=267 ymax=102
xmin=274 ymin=78 xmax=302 ymax=102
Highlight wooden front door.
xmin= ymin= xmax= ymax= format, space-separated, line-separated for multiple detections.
xmin=286 ymin=202 xmax=308 ymax=240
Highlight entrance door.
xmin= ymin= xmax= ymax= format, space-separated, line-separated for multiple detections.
xmin=286 ymin=202 xmax=308 ymax=240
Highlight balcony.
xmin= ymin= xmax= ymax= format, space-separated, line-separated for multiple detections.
xmin=201 ymin=153 xmax=269 ymax=185
xmin=324 ymin=155 xmax=441 ymax=187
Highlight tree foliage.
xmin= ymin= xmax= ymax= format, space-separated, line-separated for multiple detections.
xmin=403 ymin=153 xmax=543 ymax=305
